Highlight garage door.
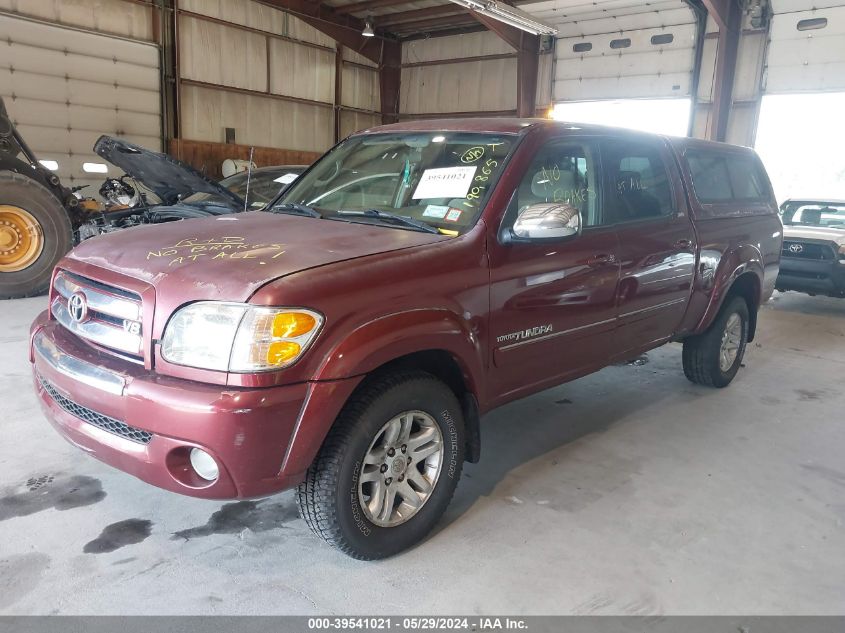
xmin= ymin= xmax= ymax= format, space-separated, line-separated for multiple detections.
xmin=523 ymin=0 xmax=698 ymax=101
xmin=765 ymin=1 xmax=845 ymax=93
xmin=0 ymin=13 xmax=161 ymax=194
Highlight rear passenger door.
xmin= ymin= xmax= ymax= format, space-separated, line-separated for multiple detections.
xmin=601 ymin=137 xmax=697 ymax=356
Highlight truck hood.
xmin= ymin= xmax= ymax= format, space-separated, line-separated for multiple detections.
xmin=67 ymin=211 xmax=446 ymax=301
xmin=783 ymin=225 xmax=845 ymax=246
xmin=94 ymin=136 xmax=244 ymax=208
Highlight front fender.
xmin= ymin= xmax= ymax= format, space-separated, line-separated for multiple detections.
xmin=315 ymin=309 xmax=485 ymax=393
xmin=694 ymin=244 xmax=763 ymax=335
xmin=279 ymin=309 xmax=485 ymax=477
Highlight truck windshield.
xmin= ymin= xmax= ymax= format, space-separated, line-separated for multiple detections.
xmin=272 ymin=132 xmax=515 ymax=235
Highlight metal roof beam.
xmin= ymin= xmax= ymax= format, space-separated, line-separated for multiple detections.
xmin=376 ymin=5 xmax=466 ymax=26
xmin=260 ymin=0 xmax=391 ymax=64
xmin=388 ymin=14 xmax=478 ymax=32
xmin=333 ymin=0 xmax=417 ymax=16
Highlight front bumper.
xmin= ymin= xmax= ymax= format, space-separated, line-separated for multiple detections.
xmin=776 ymin=257 xmax=845 ymax=297
xmin=31 ymin=312 xmax=319 ymax=499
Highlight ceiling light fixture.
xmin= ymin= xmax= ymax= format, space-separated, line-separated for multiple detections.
xmin=362 ymin=18 xmax=375 ymax=37
xmin=446 ymin=0 xmax=558 ymax=36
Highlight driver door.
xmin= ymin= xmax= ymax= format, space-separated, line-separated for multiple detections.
xmin=487 ymin=139 xmax=621 ymax=403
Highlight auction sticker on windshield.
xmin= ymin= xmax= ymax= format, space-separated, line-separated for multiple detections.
xmin=275 ymin=173 xmax=299 ymax=184
xmin=422 ymin=205 xmax=450 ymax=219
xmin=413 ymin=166 xmax=477 ymax=199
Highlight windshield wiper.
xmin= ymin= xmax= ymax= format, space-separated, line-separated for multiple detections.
xmin=270 ymin=203 xmax=322 ymax=218
xmin=336 ymin=209 xmax=438 ymax=234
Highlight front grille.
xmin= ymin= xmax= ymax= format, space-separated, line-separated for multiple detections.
xmin=51 ymin=270 xmax=144 ymax=362
xmin=782 ymin=241 xmax=836 ymax=261
xmin=39 ymin=376 xmax=153 ymax=444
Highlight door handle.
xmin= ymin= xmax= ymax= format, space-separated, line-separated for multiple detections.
xmin=675 ymin=239 xmax=693 ymax=250
xmin=587 ymin=254 xmax=613 ymax=267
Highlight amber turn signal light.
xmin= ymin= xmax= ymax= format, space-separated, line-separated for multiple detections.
xmin=272 ymin=312 xmax=317 ymax=338
xmin=266 ymin=341 xmax=302 ymax=365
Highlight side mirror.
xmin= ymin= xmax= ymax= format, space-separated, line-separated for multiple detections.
xmin=512 ymin=203 xmax=581 ymax=241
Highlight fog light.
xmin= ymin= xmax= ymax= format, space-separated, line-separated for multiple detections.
xmin=190 ymin=448 xmax=219 ymax=481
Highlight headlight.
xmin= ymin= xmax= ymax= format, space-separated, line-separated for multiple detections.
xmin=161 ymin=302 xmax=323 ymax=372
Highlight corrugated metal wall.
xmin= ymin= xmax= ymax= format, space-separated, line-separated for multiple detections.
xmin=0 ymin=1 xmax=160 ymax=192
xmin=178 ymin=0 xmax=379 ymax=151
xmin=400 ymin=31 xmax=549 ymax=118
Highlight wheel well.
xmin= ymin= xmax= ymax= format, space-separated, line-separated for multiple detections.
xmin=726 ymin=272 xmax=761 ymax=341
xmin=366 ymin=350 xmax=481 ymax=463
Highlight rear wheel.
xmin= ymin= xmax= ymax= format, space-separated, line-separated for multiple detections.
xmin=0 ymin=171 xmax=72 ymax=299
xmin=682 ymin=296 xmax=749 ymax=388
xmin=296 ymin=371 xmax=465 ymax=560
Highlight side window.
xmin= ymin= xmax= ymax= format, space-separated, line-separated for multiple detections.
xmin=503 ymin=141 xmax=602 ymax=230
xmin=686 ymin=153 xmax=733 ymax=202
xmin=727 ymin=155 xmax=766 ymax=200
xmin=687 ymin=150 xmax=769 ymax=204
xmin=602 ymin=140 xmax=674 ymax=222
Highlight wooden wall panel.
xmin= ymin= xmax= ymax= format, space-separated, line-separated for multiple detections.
xmin=169 ymin=139 xmax=321 ymax=181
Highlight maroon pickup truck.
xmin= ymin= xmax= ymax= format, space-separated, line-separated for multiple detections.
xmin=30 ymin=119 xmax=781 ymax=559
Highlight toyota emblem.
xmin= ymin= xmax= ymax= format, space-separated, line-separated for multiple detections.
xmin=68 ymin=291 xmax=88 ymax=323
xmin=788 ymin=243 xmax=804 ymax=254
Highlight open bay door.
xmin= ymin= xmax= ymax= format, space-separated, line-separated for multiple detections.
xmin=756 ymin=1 xmax=845 ymax=201
xmin=522 ymin=0 xmax=698 ymax=133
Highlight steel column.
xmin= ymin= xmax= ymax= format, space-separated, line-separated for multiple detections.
xmin=380 ymin=41 xmax=402 ymax=124
xmin=703 ymin=0 xmax=743 ymax=141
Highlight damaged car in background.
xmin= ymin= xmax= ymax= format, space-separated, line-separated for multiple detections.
xmin=0 ymin=95 xmax=304 ymax=299
xmin=78 ymin=136 xmax=306 ymax=241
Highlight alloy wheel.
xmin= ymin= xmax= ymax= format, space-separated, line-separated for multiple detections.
xmin=357 ymin=410 xmax=444 ymax=528
xmin=719 ymin=312 xmax=743 ymax=372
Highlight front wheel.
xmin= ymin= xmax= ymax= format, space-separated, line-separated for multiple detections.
xmin=296 ymin=371 xmax=465 ymax=560
xmin=682 ymin=296 xmax=749 ymax=388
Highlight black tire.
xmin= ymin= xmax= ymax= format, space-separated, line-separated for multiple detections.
xmin=0 ymin=171 xmax=73 ymax=299
xmin=296 ymin=371 xmax=465 ymax=560
xmin=682 ymin=296 xmax=750 ymax=388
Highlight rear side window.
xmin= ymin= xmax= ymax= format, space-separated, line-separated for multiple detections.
xmin=686 ymin=151 xmax=768 ymax=204
xmin=602 ymin=140 xmax=674 ymax=222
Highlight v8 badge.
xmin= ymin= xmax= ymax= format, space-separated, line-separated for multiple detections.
xmin=122 ymin=320 xmax=141 ymax=336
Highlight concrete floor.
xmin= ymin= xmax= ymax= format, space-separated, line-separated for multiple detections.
xmin=1 ymin=292 xmax=843 ymax=615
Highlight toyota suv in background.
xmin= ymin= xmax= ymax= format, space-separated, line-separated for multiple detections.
xmin=777 ymin=199 xmax=845 ymax=297
xmin=30 ymin=120 xmax=781 ymax=559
